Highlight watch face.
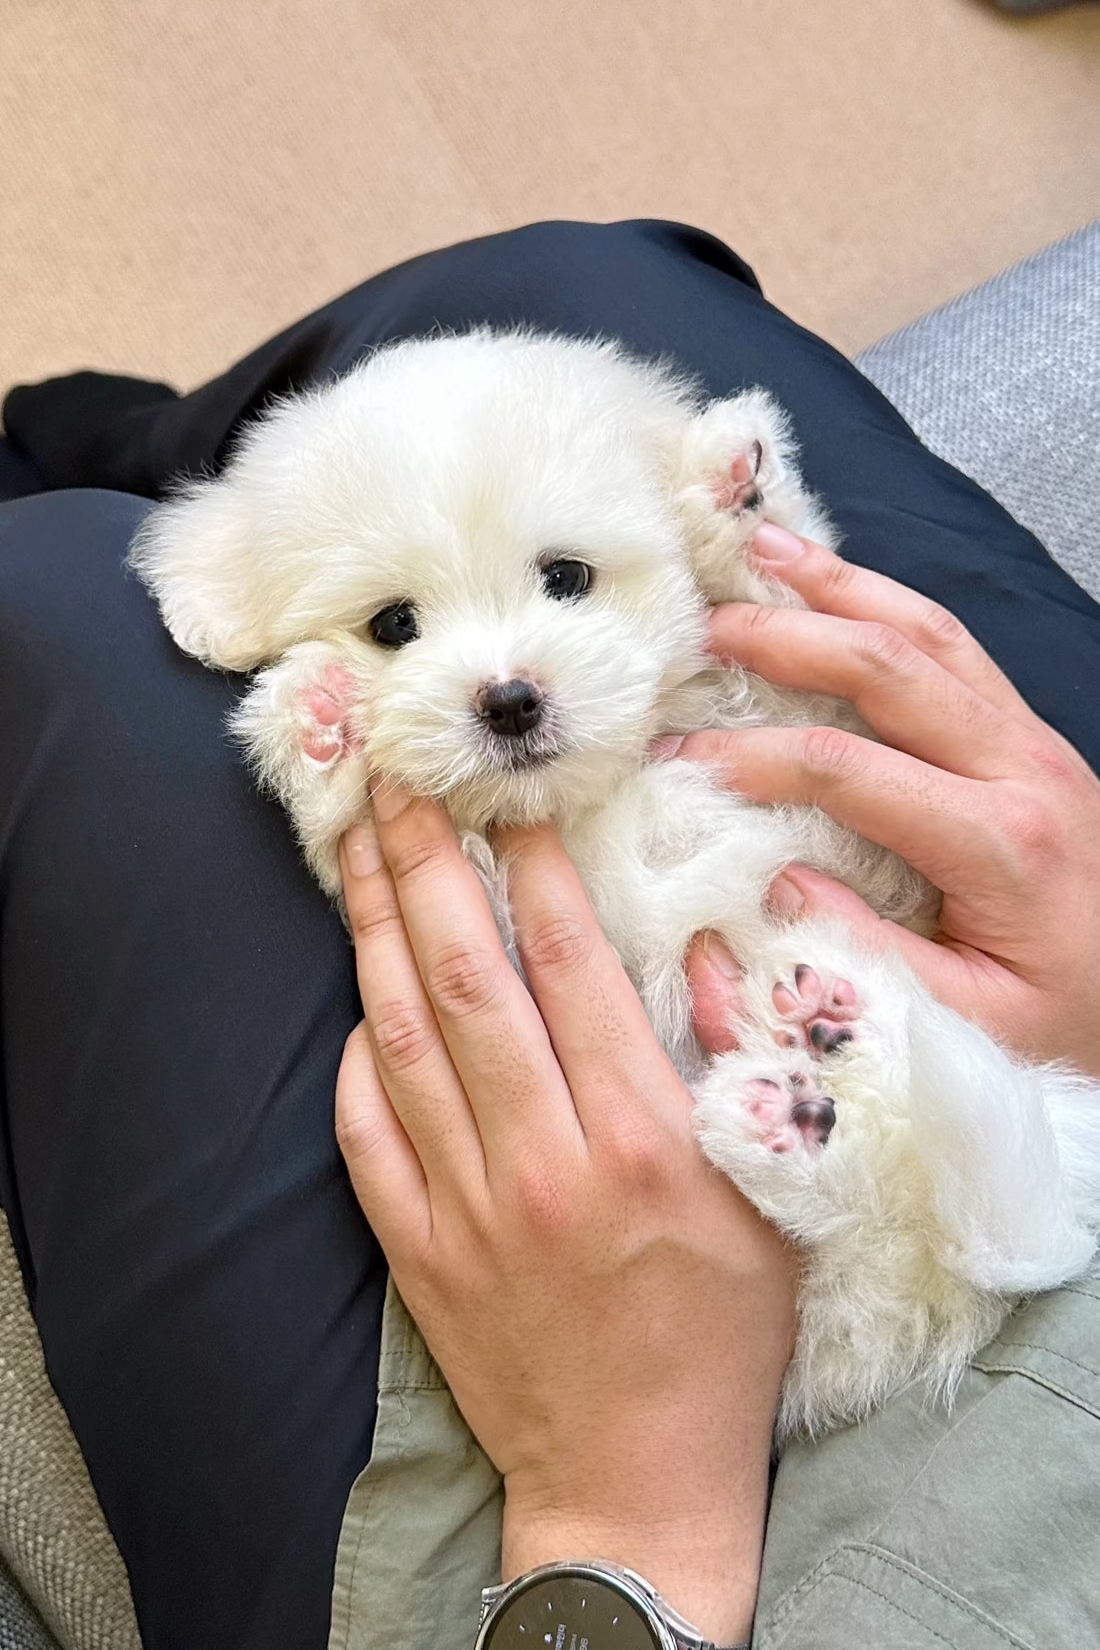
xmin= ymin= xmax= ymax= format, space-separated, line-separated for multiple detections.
xmin=482 ymin=1569 xmax=665 ymax=1650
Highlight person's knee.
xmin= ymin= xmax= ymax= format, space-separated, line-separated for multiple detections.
xmin=447 ymin=216 xmax=752 ymax=292
xmin=0 ymin=489 xmax=156 ymax=683
xmin=0 ymin=489 xmax=152 ymax=607
xmin=387 ymin=218 xmax=759 ymax=356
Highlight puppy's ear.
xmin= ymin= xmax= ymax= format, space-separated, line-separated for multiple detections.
xmin=129 ymin=472 xmax=278 ymax=672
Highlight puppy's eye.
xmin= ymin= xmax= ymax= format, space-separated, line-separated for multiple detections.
xmin=368 ymin=601 xmax=419 ymax=649
xmin=540 ymin=559 xmax=592 ymax=601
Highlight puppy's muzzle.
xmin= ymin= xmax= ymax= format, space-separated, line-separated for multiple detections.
xmin=475 ymin=678 xmax=545 ymax=739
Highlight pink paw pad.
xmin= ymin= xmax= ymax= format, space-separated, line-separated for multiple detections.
xmin=745 ymin=1072 xmax=836 ymax=1154
xmin=772 ymin=964 xmax=859 ymax=1057
xmin=297 ymin=667 xmax=363 ymax=765
xmin=711 ymin=440 xmax=763 ymax=514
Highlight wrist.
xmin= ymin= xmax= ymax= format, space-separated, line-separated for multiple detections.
xmin=501 ymin=1482 xmax=769 ymax=1646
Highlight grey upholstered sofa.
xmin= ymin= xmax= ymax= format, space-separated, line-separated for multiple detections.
xmin=1 ymin=217 xmax=1098 ymax=1650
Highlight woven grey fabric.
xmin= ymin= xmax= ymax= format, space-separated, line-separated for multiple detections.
xmin=0 ymin=1562 xmax=56 ymax=1650
xmin=855 ymin=218 xmax=1100 ymax=602
xmin=0 ymin=1217 xmax=140 ymax=1650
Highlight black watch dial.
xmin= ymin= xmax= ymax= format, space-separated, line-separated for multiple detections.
xmin=483 ymin=1568 xmax=665 ymax=1649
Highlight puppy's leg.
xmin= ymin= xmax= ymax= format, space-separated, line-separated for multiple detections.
xmin=232 ymin=642 xmax=372 ymax=898
xmin=693 ymin=920 xmax=1100 ymax=1432
xmin=674 ymin=388 xmax=838 ymax=605
xmin=903 ymin=993 xmax=1100 ymax=1295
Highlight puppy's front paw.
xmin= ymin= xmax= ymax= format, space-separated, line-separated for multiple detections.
xmin=233 ymin=643 xmax=373 ymax=896
xmin=675 ymin=388 xmax=835 ymax=603
xmin=709 ymin=438 xmax=764 ymax=518
xmin=296 ymin=666 xmax=364 ymax=767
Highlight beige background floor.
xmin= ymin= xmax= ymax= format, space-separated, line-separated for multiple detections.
xmin=2 ymin=0 xmax=1099 ymax=399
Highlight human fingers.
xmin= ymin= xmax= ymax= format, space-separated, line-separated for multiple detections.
xmin=707 ymin=600 xmax=1032 ymax=782
xmin=664 ymin=723 xmax=1021 ymax=900
xmin=340 ymin=819 xmax=489 ymax=1191
xmin=686 ymin=878 xmax=987 ymax=1050
xmin=496 ymin=822 xmax=696 ymax=1138
xmin=334 ymin=1021 xmax=432 ymax=1262
xmin=366 ymin=783 xmax=581 ymax=1164
xmin=749 ymin=523 xmax=1042 ymax=729
xmin=684 ymin=934 xmax=744 ymax=1055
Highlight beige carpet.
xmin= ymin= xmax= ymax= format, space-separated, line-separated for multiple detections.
xmin=2 ymin=0 xmax=1099 ymax=398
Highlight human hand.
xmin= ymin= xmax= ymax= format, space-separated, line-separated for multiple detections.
xmin=334 ymin=786 xmax=795 ymax=1644
xmin=682 ymin=524 xmax=1100 ymax=1078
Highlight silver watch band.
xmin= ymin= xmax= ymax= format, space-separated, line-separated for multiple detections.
xmin=477 ymin=1559 xmax=751 ymax=1650
xmin=617 ymin=1564 xmax=750 ymax=1650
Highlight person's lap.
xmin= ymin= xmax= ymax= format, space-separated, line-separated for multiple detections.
xmin=2 ymin=219 xmax=1098 ymax=1650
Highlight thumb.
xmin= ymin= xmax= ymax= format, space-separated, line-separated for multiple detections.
xmin=769 ymin=865 xmax=980 ymax=1008
xmin=685 ymin=933 xmax=745 ymax=1054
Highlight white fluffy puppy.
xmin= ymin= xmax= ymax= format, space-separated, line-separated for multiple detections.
xmin=131 ymin=330 xmax=1100 ymax=1437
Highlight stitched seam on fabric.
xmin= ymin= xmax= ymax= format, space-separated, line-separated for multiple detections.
xmin=1060 ymin=1279 xmax=1100 ymax=1303
xmin=850 ymin=1548 xmax=1036 ymax=1648
xmin=830 ymin=1576 xmax=1030 ymax=1650
xmin=762 ymin=1545 xmax=854 ymax=1633
xmin=816 ymin=1578 xmax=958 ymax=1648
xmin=762 ymin=1543 xmax=1036 ymax=1647
xmin=378 ymin=1375 xmax=448 ymax=1394
xmin=969 ymin=1358 xmax=1100 ymax=1421
xmin=978 ymin=1339 xmax=1100 ymax=1380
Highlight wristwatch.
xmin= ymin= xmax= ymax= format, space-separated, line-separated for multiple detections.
xmin=476 ymin=1560 xmax=750 ymax=1649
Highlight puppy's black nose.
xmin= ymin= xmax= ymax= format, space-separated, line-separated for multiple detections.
xmin=476 ymin=678 xmax=545 ymax=738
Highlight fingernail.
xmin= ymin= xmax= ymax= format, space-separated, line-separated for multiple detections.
xmin=369 ymin=777 xmax=411 ymax=823
xmin=342 ymin=820 xmax=383 ymax=878
xmin=648 ymin=734 xmax=685 ymax=762
xmin=768 ymin=872 xmax=807 ymax=916
xmin=702 ymin=933 xmax=743 ymax=979
xmin=752 ymin=522 xmax=805 ymax=564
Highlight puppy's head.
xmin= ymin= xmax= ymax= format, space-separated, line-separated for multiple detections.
xmin=132 ymin=330 xmax=709 ymax=825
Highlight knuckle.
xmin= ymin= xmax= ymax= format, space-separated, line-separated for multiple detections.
xmin=912 ymin=600 xmax=970 ymax=657
xmin=383 ymin=829 xmax=450 ymax=886
xmin=738 ymin=601 xmax=783 ymax=643
xmin=606 ymin=1121 xmax=671 ymax=1193
xmin=817 ymin=550 xmax=861 ymax=602
xmin=1021 ymin=736 xmax=1079 ymax=790
xmin=512 ymin=1161 xmax=570 ymax=1234
xmin=370 ymin=997 xmax=437 ymax=1074
xmin=522 ymin=913 xmax=592 ymax=979
xmin=348 ymin=900 xmax=406 ymax=948
xmin=854 ymin=621 xmax=913 ymax=676
xmin=423 ymin=941 xmax=503 ymax=1021
xmin=1002 ymin=794 xmax=1065 ymax=872
xmin=334 ymin=1102 xmax=390 ymax=1165
xmin=799 ymin=724 xmax=861 ymax=783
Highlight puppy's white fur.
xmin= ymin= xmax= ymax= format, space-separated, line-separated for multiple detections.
xmin=131 ymin=330 xmax=1100 ymax=1437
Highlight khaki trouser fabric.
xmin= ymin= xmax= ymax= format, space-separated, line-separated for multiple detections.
xmin=331 ymin=1269 xmax=1100 ymax=1649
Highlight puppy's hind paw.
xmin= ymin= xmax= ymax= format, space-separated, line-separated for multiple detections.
xmin=771 ymin=964 xmax=859 ymax=1058
xmin=743 ymin=1069 xmax=837 ymax=1154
